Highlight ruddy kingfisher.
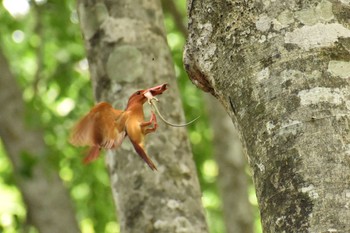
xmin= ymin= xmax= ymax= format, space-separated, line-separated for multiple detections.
xmin=70 ymin=83 xmax=168 ymax=171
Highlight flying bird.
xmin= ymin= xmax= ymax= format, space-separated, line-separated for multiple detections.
xmin=70 ymin=83 xmax=168 ymax=170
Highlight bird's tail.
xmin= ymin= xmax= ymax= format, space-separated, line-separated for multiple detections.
xmin=83 ymin=146 xmax=101 ymax=164
xmin=129 ymin=139 xmax=157 ymax=171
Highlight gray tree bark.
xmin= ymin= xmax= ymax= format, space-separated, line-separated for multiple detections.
xmin=0 ymin=50 xmax=80 ymax=232
xmin=160 ymin=2 xmax=255 ymax=231
xmin=206 ymin=95 xmax=254 ymax=233
xmin=77 ymin=0 xmax=208 ymax=232
xmin=185 ymin=0 xmax=350 ymax=232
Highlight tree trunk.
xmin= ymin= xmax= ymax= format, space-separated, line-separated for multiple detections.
xmin=77 ymin=1 xmax=208 ymax=232
xmin=185 ymin=1 xmax=350 ymax=232
xmin=0 ymin=50 xmax=80 ymax=232
xmin=206 ymin=95 xmax=254 ymax=233
xmin=160 ymin=2 xmax=255 ymax=231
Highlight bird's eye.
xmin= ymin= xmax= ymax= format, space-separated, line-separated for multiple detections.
xmin=136 ymin=91 xmax=141 ymax=95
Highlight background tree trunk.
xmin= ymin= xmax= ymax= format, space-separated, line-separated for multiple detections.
xmin=77 ymin=0 xmax=208 ymax=232
xmin=161 ymin=2 xmax=256 ymax=231
xmin=0 ymin=50 xmax=80 ymax=232
xmin=185 ymin=0 xmax=350 ymax=232
xmin=206 ymin=96 xmax=254 ymax=233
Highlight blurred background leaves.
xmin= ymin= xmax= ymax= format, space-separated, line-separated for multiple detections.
xmin=0 ymin=0 xmax=260 ymax=232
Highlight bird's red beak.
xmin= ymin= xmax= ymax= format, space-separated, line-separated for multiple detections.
xmin=143 ymin=83 xmax=168 ymax=101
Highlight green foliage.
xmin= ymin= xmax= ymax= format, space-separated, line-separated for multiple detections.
xmin=0 ymin=0 xmax=260 ymax=233
xmin=0 ymin=0 xmax=114 ymax=232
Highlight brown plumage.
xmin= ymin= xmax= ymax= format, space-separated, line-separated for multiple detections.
xmin=69 ymin=84 xmax=167 ymax=170
xmin=69 ymin=102 xmax=125 ymax=164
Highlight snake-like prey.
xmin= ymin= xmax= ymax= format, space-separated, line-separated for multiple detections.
xmin=149 ymin=98 xmax=200 ymax=127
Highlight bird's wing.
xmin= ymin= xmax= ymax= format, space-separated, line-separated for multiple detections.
xmin=69 ymin=111 xmax=96 ymax=147
xmin=70 ymin=103 xmax=126 ymax=149
xmin=95 ymin=106 xmax=130 ymax=150
xmin=70 ymin=102 xmax=128 ymax=164
xmin=113 ymin=110 xmax=127 ymax=148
